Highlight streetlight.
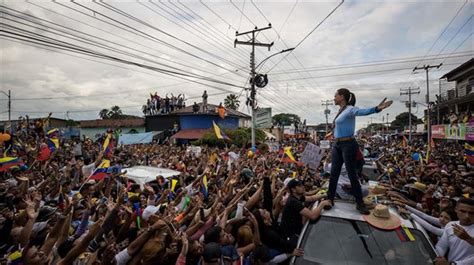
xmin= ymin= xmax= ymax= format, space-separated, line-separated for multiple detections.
xmin=256 ymin=48 xmax=295 ymax=70
xmin=250 ymin=48 xmax=295 ymax=150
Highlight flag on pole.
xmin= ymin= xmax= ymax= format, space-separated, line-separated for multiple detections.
xmin=89 ymin=159 xmax=111 ymax=181
xmin=171 ymin=179 xmax=178 ymax=193
xmin=212 ymin=121 xmax=230 ymax=140
xmin=102 ymin=133 xmax=115 ymax=158
xmin=0 ymin=156 xmax=24 ymax=172
xmin=284 ymin=147 xmax=296 ymax=162
xmin=202 ymin=175 xmax=209 ymax=199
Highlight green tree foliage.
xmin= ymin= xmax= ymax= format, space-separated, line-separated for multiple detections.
xmin=390 ymin=112 xmax=421 ymax=130
xmin=224 ymin=94 xmax=240 ymax=110
xmin=272 ymin=113 xmax=301 ymax=128
xmin=98 ymin=106 xmax=125 ymax=119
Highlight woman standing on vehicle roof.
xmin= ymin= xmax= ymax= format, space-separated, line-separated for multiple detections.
xmin=325 ymin=88 xmax=392 ymax=214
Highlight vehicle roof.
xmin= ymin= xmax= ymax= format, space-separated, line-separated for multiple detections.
xmin=319 ymin=200 xmax=418 ymax=229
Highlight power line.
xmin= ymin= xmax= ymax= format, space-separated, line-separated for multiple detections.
xmin=68 ymin=1 xmax=242 ymax=74
xmin=414 ymin=0 xmax=469 ymax=67
xmin=434 ymin=15 xmax=473 ymax=58
xmin=0 ymin=30 xmax=246 ymax=91
xmin=134 ymin=1 xmax=250 ymax=68
xmin=265 ymin=0 xmax=345 ymax=73
xmin=271 ymin=62 xmax=462 ymax=82
xmin=270 ymin=51 xmax=473 ymax=75
xmin=0 ymin=38 xmax=245 ymax=101
xmin=1 ymin=4 xmax=246 ymax=85
xmin=93 ymin=1 xmax=245 ymax=70
xmin=27 ymin=1 xmax=244 ymax=80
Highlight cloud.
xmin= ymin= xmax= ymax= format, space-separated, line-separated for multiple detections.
xmin=0 ymin=0 xmax=471 ymax=130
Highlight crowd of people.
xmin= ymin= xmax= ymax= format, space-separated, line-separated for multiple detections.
xmin=143 ymin=93 xmax=186 ymax=116
xmin=0 ymin=116 xmax=473 ymax=264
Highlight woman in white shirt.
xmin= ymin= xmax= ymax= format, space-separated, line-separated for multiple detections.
xmin=399 ymin=203 xmax=457 ymax=238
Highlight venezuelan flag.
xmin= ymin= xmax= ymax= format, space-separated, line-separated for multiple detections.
xmin=89 ymin=159 xmax=111 ymax=181
xmin=102 ymin=133 xmax=115 ymax=158
xmin=0 ymin=156 xmax=24 ymax=172
xmin=202 ymin=175 xmax=208 ymax=200
xmin=47 ymin=128 xmax=59 ymax=136
xmin=284 ymin=147 xmax=296 ymax=162
xmin=465 ymin=143 xmax=474 ymax=164
xmin=212 ymin=121 xmax=230 ymax=140
xmin=47 ymin=138 xmax=59 ymax=153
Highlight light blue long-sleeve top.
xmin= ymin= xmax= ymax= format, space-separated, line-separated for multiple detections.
xmin=334 ymin=105 xmax=378 ymax=138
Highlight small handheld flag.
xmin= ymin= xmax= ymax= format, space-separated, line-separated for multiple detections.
xmin=212 ymin=121 xmax=230 ymax=140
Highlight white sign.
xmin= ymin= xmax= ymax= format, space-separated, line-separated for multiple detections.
xmin=300 ymin=143 xmax=324 ymax=170
xmin=186 ymin=146 xmax=202 ymax=157
xmin=320 ymin=140 xmax=331 ymax=149
xmin=255 ymin=108 xmax=272 ymax=129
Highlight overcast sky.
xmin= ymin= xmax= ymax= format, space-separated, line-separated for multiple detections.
xmin=0 ymin=0 xmax=472 ymax=129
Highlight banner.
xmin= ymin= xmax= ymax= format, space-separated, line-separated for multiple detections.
xmin=118 ymin=132 xmax=153 ymax=145
xmin=300 ymin=143 xmax=324 ymax=170
xmin=431 ymin=122 xmax=473 ymax=141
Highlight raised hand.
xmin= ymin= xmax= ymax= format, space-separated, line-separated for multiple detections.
xmin=24 ymin=195 xmax=38 ymax=220
xmin=377 ymin=98 xmax=393 ymax=111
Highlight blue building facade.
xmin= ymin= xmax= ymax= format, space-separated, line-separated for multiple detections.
xmin=179 ymin=115 xmax=239 ymax=130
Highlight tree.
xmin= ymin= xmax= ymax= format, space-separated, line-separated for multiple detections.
xmin=99 ymin=109 xmax=110 ymax=119
xmin=391 ymin=112 xmax=421 ymax=130
xmin=272 ymin=113 xmax=301 ymax=128
xmin=224 ymin=94 xmax=240 ymax=110
xmin=98 ymin=106 xmax=124 ymax=119
xmin=109 ymin=105 xmax=123 ymax=119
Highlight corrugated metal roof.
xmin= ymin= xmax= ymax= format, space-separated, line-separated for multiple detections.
xmin=80 ymin=118 xmax=145 ymax=128
xmin=170 ymin=129 xmax=210 ymax=140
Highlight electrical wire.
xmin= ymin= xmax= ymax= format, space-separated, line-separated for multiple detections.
xmin=265 ymin=0 xmax=345 ymax=73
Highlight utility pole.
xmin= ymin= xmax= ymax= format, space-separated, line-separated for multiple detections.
xmin=321 ymin=100 xmax=333 ymax=134
xmin=1 ymin=90 xmax=11 ymax=126
xmin=386 ymin=113 xmax=390 ymax=133
xmin=413 ymin=64 xmax=442 ymax=150
xmin=8 ymin=90 xmax=11 ymax=123
xmin=235 ymin=25 xmax=273 ymax=150
xmin=400 ymin=87 xmax=420 ymax=143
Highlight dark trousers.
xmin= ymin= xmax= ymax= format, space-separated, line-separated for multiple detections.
xmin=327 ymin=139 xmax=364 ymax=204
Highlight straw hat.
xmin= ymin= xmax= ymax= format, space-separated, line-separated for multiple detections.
xmin=370 ymin=185 xmax=387 ymax=195
xmin=363 ymin=204 xmax=401 ymax=230
xmin=363 ymin=196 xmax=376 ymax=209
xmin=407 ymin=182 xmax=427 ymax=193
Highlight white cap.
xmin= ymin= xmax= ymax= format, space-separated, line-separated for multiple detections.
xmin=142 ymin=205 xmax=159 ymax=221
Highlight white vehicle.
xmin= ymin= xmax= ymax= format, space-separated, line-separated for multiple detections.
xmin=291 ymin=200 xmax=437 ymax=264
xmin=122 ymin=166 xmax=181 ymax=187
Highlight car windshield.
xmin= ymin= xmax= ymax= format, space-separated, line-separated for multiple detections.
xmin=294 ymin=216 xmax=436 ymax=265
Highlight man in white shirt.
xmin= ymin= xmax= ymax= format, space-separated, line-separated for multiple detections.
xmin=80 ymin=151 xmax=104 ymax=179
xmin=435 ymin=198 xmax=474 ymax=265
